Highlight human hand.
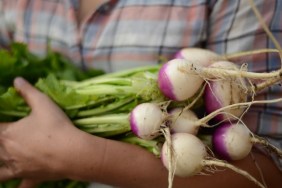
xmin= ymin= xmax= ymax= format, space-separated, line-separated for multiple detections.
xmin=0 ymin=77 xmax=81 ymax=182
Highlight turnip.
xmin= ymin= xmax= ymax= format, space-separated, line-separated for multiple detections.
xmin=128 ymin=95 xmax=246 ymax=138
xmin=174 ymin=47 xmax=282 ymax=83
xmin=174 ymin=48 xmax=222 ymax=67
xmin=165 ymin=91 xmax=246 ymax=135
xmin=129 ymin=102 xmax=166 ymax=140
xmin=165 ymin=86 xmax=208 ymax=135
xmin=169 ymin=108 xmax=200 ymax=135
xmin=161 ymin=133 xmax=265 ymax=188
xmin=158 ymin=54 xmax=282 ymax=102
xmin=204 ymin=61 xmax=248 ymax=122
xmin=158 ymin=59 xmax=205 ymax=101
xmin=132 ymin=104 xmax=223 ymax=137
xmin=166 ymin=102 xmax=247 ymax=136
xmin=212 ymin=122 xmax=282 ymax=161
xmin=129 ymin=99 xmax=209 ymax=138
xmin=128 ymin=96 xmax=282 ymax=138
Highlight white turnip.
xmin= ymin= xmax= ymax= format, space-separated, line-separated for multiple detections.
xmin=212 ymin=122 xmax=282 ymax=161
xmin=161 ymin=133 xmax=265 ymax=188
xmin=174 ymin=48 xmax=222 ymax=67
xmin=158 ymin=59 xmax=204 ymax=101
xmin=129 ymin=102 xmax=165 ymax=140
xmin=169 ymin=108 xmax=199 ymax=135
xmin=204 ymin=61 xmax=248 ymax=122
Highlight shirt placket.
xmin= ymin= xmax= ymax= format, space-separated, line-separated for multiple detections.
xmin=75 ymin=0 xmax=113 ymax=70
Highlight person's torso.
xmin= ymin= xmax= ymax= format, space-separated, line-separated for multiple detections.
xmin=0 ymin=0 xmax=209 ymax=72
xmin=1 ymin=0 xmax=282 ymax=140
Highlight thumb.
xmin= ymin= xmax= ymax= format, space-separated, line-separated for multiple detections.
xmin=13 ymin=77 xmax=43 ymax=109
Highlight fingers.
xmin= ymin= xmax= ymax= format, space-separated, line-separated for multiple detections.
xmin=13 ymin=77 xmax=44 ymax=109
xmin=13 ymin=77 xmax=69 ymax=120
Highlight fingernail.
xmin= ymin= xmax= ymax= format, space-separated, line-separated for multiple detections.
xmin=14 ymin=77 xmax=27 ymax=89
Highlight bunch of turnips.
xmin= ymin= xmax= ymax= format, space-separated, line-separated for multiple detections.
xmin=1 ymin=45 xmax=282 ymax=188
xmin=129 ymin=48 xmax=282 ymax=188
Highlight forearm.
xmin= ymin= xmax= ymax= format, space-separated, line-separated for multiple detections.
xmin=61 ymin=129 xmax=281 ymax=188
xmin=60 ymin=128 xmax=167 ymax=186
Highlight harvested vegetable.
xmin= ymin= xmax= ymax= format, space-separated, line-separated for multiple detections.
xmin=1 ymin=43 xmax=282 ymax=188
xmin=204 ymin=61 xmax=248 ymax=122
xmin=161 ymin=133 xmax=265 ymax=188
xmin=158 ymin=59 xmax=204 ymax=101
xmin=130 ymin=103 xmax=165 ymax=140
xmin=174 ymin=47 xmax=222 ymax=67
xmin=213 ymin=122 xmax=282 ymax=161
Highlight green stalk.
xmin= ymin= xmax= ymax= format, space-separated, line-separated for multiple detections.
xmin=79 ymin=123 xmax=128 ymax=130
xmin=77 ymin=97 xmax=135 ymax=117
xmin=74 ymin=113 xmax=129 ymax=126
xmin=118 ymin=134 xmax=162 ymax=156
xmin=75 ymin=73 xmax=164 ymax=101
xmin=64 ymin=96 xmax=116 ymax=110
xmin=79 ymin=65 xmax=160 ymax=83
xmin=76 ymin=85 xmax=136 ymax=96
xmin=111 ymin=100 xmax=138 ymax=113
xmin=79 ymin=123 xmax=131 ymax=137
xmin=74 ymin=113 xmax=130 ymax=137
xmin=69 ymin=77 xmax=133 ymax=89
xmin=0 ymin=110 xmax=28 ymax=117
xmin=34 ymin=69 xmax=164 ymax=115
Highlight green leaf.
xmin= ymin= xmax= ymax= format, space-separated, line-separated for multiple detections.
xmin=0 ymin=87 xmax=27 ymax=110
xmin=0 ymin=42 xmax=104 ymax=92
xmin=0 ymin=87 xmax=29 ymax=121
xmin=35 ymin=75 xmax=95 ymax=113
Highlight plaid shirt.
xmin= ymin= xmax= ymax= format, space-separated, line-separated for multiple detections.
xmin=0 ymin=0 xmax=282 ymax=169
